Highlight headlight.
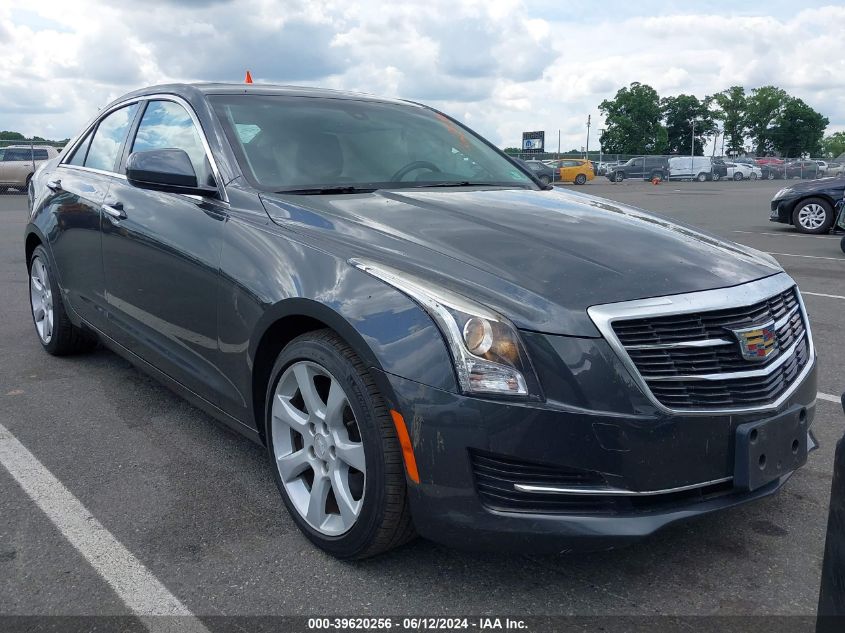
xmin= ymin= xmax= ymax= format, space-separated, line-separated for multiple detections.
xmin=774 ymin=187 xmax=792 ymax=199
xmin=351 ymin=259 xmax=538 ymax=397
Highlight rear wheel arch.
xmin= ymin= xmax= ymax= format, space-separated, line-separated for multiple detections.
xmin=25 ymin=230 xmax=44 ymax=266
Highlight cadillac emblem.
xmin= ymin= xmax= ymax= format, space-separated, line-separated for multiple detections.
xmin=731 ymin=321 xmax=779 ymax=362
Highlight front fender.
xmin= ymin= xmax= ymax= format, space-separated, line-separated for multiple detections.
xmin=249 ymin=284 xmax=457 ymax=395
xmin=217 ymin=214 xmax=457 ymax=427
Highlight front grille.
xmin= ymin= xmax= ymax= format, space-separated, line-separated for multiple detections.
xmin=610 ymin=287 xmax=810 ymax=410
xmin=469 ymin=451 xmax=614 ymax=514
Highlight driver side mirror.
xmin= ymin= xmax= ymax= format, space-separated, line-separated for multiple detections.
xmin=126 ymin=149 xmax=218 ymax=198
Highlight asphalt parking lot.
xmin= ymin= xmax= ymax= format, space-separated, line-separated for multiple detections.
xmin=1 ymin=180 xmax=843 ymax=626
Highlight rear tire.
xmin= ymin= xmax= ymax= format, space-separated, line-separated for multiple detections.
xmin=696 ymin=173 xmax=707 ymax=182
xmin=792 ymin=197 xmax=834 ymax=235
xmin=840 ymin=235 xmax=845 ymax=255
xmin=538 ymin=175 xmax=550 ymax=186
xmin=28 ymin=245 xmax=97 ymax=355
xmin=574 ymin=173 xmax=587 ymax=185
xmin=750 ymin=172 xmax=758 ymax=181
xmin=733 ymin=172 xmax=743 ymax=181
xmin=265 ymin=329 xmax=415 ymax=559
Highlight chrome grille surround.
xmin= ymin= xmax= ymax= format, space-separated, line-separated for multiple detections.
xmin=587 ymin=273 xmax=815 ymax=415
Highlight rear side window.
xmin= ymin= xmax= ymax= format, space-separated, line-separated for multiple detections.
xmin=33 ymin=149 xmax=49 ymax=160
xmin=67 ymin=133 xmax=93 ymax=166
xmin=131 ymin=100 xmax=214 ymax=187
xmin=85 ymin=103 xmax=138 ymax=172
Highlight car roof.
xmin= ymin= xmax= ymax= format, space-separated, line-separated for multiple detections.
xmin=116 ymin=82 xmax=412 ymax=106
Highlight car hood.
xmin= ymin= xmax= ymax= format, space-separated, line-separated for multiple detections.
xmin=260 ymin=187 xmax=781 ymax=337
xmin=777 ymin=176 xmax=845 ymax=196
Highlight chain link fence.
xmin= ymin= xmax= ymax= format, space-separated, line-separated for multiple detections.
xmin=0 ymin=140 xmax=65 ymax=195
xmin=510 ymin=150 xmax=843 ymax=184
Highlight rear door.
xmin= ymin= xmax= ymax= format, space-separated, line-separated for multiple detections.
xmin=0 ymin=147 xmax=33 ymax=187
xmin=101 ymin=97 xmax=229 ymax=405
xmin=46 ymin=102 xmax=140 ymax=331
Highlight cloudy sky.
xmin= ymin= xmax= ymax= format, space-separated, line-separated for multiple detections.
xmin=1 ymin=0 xmax=844 ymax=151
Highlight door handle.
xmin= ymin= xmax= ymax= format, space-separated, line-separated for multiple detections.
xmin=102 ymin=202 xmax=126 ymax=220
xmin=46 ymin=179 xmax=62 ymax=191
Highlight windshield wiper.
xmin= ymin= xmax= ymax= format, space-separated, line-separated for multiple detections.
xmin=410 ymin=181 xmax=530 ymax=189
xmin=275 ymin=186 xmax=378 ymax=195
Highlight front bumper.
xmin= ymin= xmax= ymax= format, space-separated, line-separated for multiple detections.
xmin=770 ymin=198 xmax=795 ymax=223
xmin=380 ymin=351 xmax=818 ymax=553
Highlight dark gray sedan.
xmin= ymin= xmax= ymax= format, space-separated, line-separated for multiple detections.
xmin=26 ymin=83 xmax=817 ymax=558
xmin=517 ymin=158 xmax=556 ymax=185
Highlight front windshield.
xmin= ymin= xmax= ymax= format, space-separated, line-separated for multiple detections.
xmin=209 ymin=94 xmax=534 ymax=192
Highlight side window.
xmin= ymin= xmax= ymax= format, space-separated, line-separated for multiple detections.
xmin=3 ymin=148 xmax=31 ymax=161
xmin=67 ymin=132 xmax=93 ymax=166
xmin=33 ymin=149 xmax=49 ymax=160
xmin=631 ymin=158 xmax=643 ymax=167
xmin=131 ymin=100 xmax=214 ymax=187
xmin=85 ymin=103 xmax=138 ymax=172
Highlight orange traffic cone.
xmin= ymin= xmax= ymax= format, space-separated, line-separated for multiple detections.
xmin=652 ymin=176 xmax=661 ymax=185
xmin=245 ymin=70 xmax=253 ymax=84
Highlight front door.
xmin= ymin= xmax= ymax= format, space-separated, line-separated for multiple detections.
xmin=101 ymin=98 xmax=228 ymax=405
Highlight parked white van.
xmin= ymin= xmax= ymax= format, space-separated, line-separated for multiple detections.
xmin=668 ymin=156 xmax=715 ymax=182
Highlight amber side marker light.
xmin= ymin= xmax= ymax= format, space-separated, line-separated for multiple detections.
xmin=390 ymin=410 xmax=420 ymax=484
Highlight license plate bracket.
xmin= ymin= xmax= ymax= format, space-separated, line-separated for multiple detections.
xmin=734 ymin=409 xmax=808 ymax=491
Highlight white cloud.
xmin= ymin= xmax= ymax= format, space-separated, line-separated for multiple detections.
xmin=0 ymin=0 xmax=843 ymax=153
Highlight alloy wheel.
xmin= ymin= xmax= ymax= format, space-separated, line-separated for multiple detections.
xmin=29 ymin=256 xmax=54 ymax=344
xmin=271 ymin=360 xmax=366 ymax=536
xmin=797 ymin=203 xmax=828 ymax=231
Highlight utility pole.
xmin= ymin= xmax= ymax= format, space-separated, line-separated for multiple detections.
xmin=691 ymin=118 xmax=696 ymax=171
xmin=558 ymin=130 xmax=561 ymax=158
xmin=585 ymin=115 xmax=591 ymax=159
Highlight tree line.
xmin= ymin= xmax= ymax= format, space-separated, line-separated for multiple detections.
xmin=598 ymin=83 xmax=834 ymax=159
xmin=0 ymin=131 xmax=69 ymax=145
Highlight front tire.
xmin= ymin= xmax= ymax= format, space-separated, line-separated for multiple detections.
xmin=538 ymin=175 xmax=550 ymax=186
xmin=750 ymin=172 xmax=758 ymax=181
xmin=696 ymin=172 xmax=707 ymax=182
xmin=265 ymin=330 xmax=415 ymax=559
xmin=613 ymin=172 xmax=624 ymax=183
xmin=28 ymin=245 xmax=97 ymax=355
xmin=792 ymin=198 xmax=834 ymax=234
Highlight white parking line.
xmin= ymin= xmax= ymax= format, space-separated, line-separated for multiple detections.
xmin=803 ymin=291 xmax=845 ymax=301
xmin=732 ymin=230 xmax=840 ymax=240
xmin=768 ymin=252 xmax=844 ymax=262
xmin=818 ymin=392 xmax=842 ymax=405
xmin=0 ymin=422 xmax=210 ymax=633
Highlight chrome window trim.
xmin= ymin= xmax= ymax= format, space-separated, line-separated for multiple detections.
xmin=60 ymin=99 xmax=142 ymax=171
xmin=59 ymin=93 xmax=228 ymax=203
xmin=58 ymin=164 xmax=128 ymax=180
xmin=514 ymin=475 xmax=734 ymax=497
xmin=587 ymin=273 xmax=815 ymax=415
